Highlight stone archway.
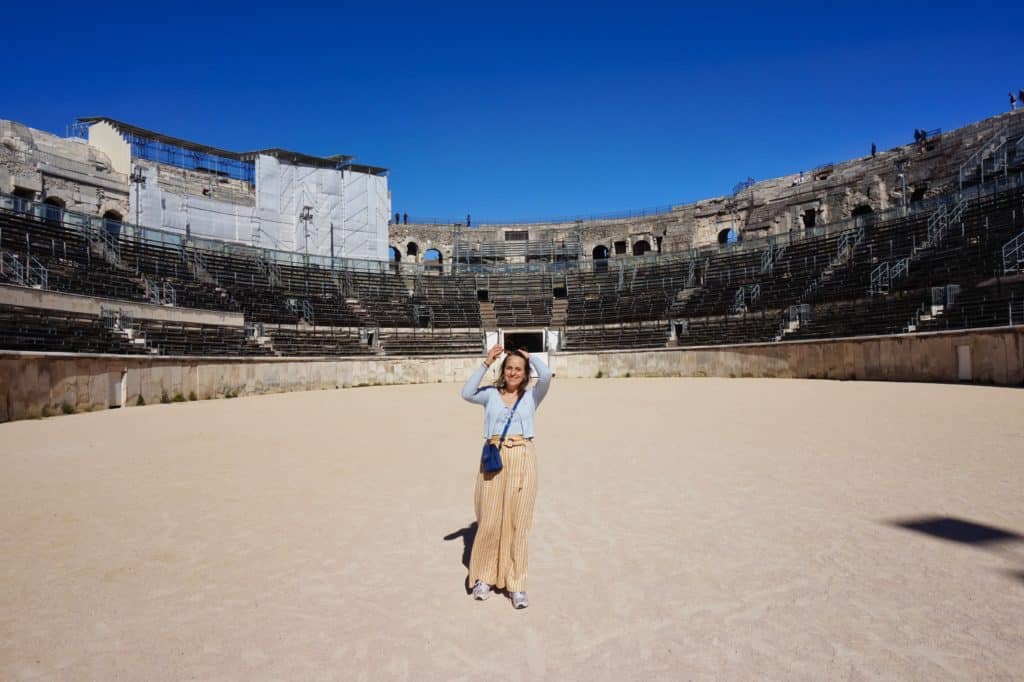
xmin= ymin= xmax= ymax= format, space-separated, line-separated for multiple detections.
xmin=103 ymin=210 xmax=123 ymax=238
xmin=43 ymin=196 xmax=66 ymax=224
xmin=632 ymin=240 xmax=651 ymax=256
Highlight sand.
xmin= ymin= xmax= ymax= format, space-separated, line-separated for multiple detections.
xmin=1 ymin=378 xmax=1023 ymax=681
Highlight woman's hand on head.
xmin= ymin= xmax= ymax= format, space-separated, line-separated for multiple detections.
xmin=484 ymin=344 xmax=504 ymax=367
xmin=517 ymin=348 xmax=530 ymax=362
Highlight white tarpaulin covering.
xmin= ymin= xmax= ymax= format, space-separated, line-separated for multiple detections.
xmin=130 ymin=156 xmax=389 ymax=261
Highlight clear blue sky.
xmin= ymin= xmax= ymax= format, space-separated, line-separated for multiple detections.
xmin=5 ymin=1 xmax=1023 ymax=222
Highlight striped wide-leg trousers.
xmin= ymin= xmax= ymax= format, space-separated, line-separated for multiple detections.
xmin=469 ymin=440 xmax=538 ymax=593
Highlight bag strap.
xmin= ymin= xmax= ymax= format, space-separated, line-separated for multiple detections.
xmin=497 ymin=393 xmax=524 ymax=447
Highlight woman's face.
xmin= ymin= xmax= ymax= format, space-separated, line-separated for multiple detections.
xmin=503 ymin=355 xmax=527 ymax=392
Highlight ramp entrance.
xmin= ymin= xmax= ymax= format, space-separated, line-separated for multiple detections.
xmin=501 ymin=330 xmax=544 ymax=353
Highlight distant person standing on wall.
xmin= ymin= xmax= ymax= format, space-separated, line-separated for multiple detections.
xmin=403 ymin=212 xmax=408 ymax=225
xmin=1011 ymin=92 xmax=1018 ymax=111
xmin=871 ymin=142 xmax=877 ymax=157
xmin=461 ymin=345 xmax=552 ymax=609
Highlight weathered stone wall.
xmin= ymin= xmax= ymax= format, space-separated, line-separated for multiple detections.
xmin=390 ymin=109 xmax=1024 ymax=261
xmin=3 ymin=327 xmax=1019 ymax=422
xmin=0 ymin=120 xmax=129 ymax=218
xmin=5 ymin=109 xmax=1022 ymax=265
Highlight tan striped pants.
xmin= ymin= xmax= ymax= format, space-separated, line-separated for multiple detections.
xmin=469 ymin=439 xmax=538 ymax=593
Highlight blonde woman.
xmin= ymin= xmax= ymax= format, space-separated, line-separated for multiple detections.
xmin=460 ymin=345 xmax=552 ymax=609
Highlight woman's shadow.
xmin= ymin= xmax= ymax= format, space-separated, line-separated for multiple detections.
xmin=443 ymin=522 xmax=477 ymax=593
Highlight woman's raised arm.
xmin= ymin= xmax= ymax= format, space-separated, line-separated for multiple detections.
xmin=461 ymin=345 xmax=503 ymax=404
xmin=530 ymin=354 xmax=553 ymax=407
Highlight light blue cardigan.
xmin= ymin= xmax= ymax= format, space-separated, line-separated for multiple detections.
xmin=460 ymin=355 xmax=552 ymax=438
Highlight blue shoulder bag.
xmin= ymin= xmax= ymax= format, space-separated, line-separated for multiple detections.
xmin=481 ymin=393 xmax=523 ymax=474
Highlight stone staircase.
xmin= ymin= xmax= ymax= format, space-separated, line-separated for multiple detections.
xmin=550 ymin=299 xmax=568 ymax=328
xmin=478 ymin=300 xmax=497 ymax=329
xmin=344 ymin=297 xmax=373 ymax=325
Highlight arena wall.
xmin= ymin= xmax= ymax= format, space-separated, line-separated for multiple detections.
xmin=2 ymin=327 xmax=1020 ymax=422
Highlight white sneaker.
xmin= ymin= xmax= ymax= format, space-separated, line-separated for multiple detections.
xmin=472 ymin=580 xmax=492 ymax=601
xmin=511 ymin=591 xmax=529 ymax=609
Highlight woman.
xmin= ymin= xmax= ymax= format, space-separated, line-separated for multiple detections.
xmin=460 ymin=344 xmax=552 ymax=609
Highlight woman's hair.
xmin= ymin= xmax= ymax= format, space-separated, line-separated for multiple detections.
xmin=494 ymin=350 xmax=532 ymax=394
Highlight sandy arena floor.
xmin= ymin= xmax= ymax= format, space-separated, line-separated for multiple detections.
xmin=1 ymin=378 xmax=1023 ymax=681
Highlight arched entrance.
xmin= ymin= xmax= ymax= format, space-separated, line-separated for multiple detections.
xmin=717 ymin=228 xmax=739 ymax=245
xmin=802 ymin=209 xmax=816 ymax=228
xmin=389 ymin=246 xmax=401 ymax=262
xmin=103 ymin=210 xmax=123 ymax=238
xmin=632 ymin=240 xmax=651 ymax=256
xmin=12 ymin=188 xmax=35 ymax=213
xmin=423 ymin=248 xmax=443 ymax=271
xmin=43 ymin=196 xmax=65 ymax=224
xmin=592 ymin=245 xmax=609 ymax=260
xmin=406 ymin=242 xmax=419 ymax=258
xmin=851 ymin=204 xmax=873 ymax=218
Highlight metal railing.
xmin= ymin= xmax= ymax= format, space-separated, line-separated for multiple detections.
xmin=2 ymin=171 xmax=1023 ymax=282
xmin=959 ymin=126 xmax=1008 ymax=191
xmin=1010 ymin=300 xmax=1024 ymax=326
xmin=748 ymin=283 xmax=761 ymax=305
xmin=730 ymin=286 xmax=745 ymax=313
xmin=91 ymin=223 xmax=121 ymax=265
xmin=27 ymin=257 xmax=48 ymax=289
xmin=892 ymin=256 xmax=909 ymax=282
xmin=126 ymin=132 xmax=256 ymax=184
xmin=790 ymin=303 xmax=812 ymax=325
xmin=1 ymin=250 xmax=25 ymax=285
xmin=869 ymin=262 xmax=890 ymax=295
xmin=945 ymin=284 xmax=961 ymax=307
xmin=100 ymin=308 xmax=134 ymax=332
xmin=1003 ymin=230 xmax=1024 ymax=274
xmin=143 ymin=278 xmax=159 ymax=304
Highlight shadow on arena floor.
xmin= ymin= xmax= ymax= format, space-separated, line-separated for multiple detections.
xmin=443 ymin=522 xmax=478 ymax=592
xmin=889 ymin=515 xmax=1023 ymax=545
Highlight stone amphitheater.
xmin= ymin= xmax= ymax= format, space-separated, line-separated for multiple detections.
xmin=1 ymin=110 xmax=1023 ymax=680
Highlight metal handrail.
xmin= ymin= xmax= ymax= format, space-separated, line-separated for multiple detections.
xmin=27 ymin=257 xmax=48 ymax=289
xmin=1002 ymin=230 xmax=1024 ymax=274
xmin=959 ymin=126 xmax=1008 ymax=189
xmin=1 ymin=250 xmax=26 ymax=284
xmin=869 ymin=262 xmax=889 ymax=295
xmin=1 ymin=171 xmax=1022 ymax=280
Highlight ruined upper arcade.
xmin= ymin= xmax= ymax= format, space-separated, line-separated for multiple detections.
xmin=0 ymin=119 xmax=130 ymax=222
xmin=3 ymin=109 xmax=1022 ymax=269
xmin=390 ymin=109 xmax=1024 ymax=267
